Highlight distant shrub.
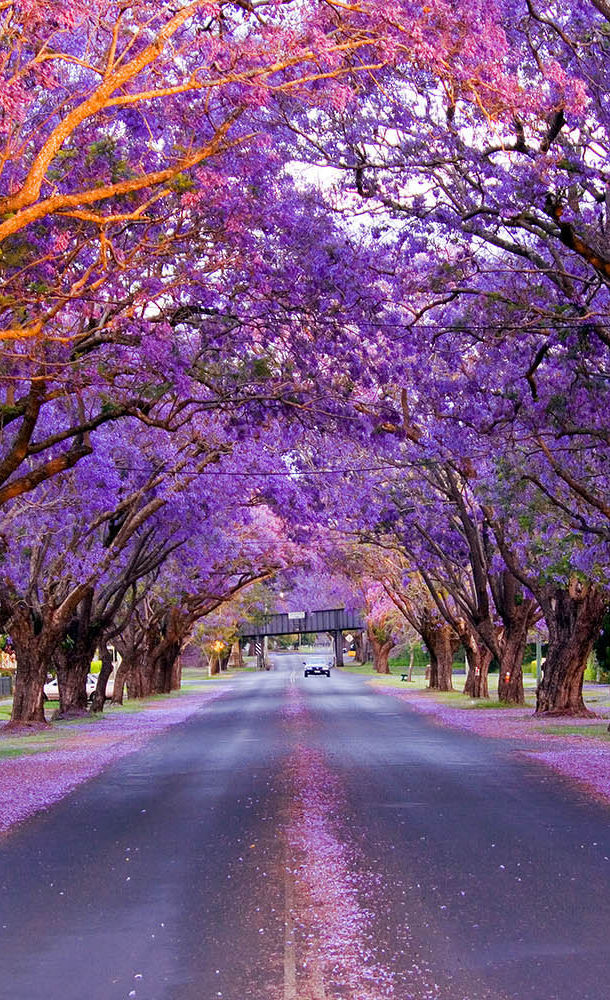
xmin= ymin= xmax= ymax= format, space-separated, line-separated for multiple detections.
xmin=585 ymin=652 xmax=610 ymax=684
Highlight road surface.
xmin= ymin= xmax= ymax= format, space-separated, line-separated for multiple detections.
xmin=1 ymin=654 xmax=609 ymax=1000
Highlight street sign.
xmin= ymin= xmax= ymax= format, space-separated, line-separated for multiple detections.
xmin=288 ymin=611 xmax=306 ymax=620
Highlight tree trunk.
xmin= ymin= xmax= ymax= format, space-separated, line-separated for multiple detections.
xmin=427 ymin=647 xmax=438 ymax=688
xmin=459 ymin=622 xmax=492 ymax=699
xmin=150 ymin=639 xmax=181 ymax=693
xmin=127 ymin=622 xmax=162 ymax=699
xmin=496 ymin=604 xmax=533 ymax=705
xmin=354 ymin=630 xmax=371 ymax=664
xmin=421 ymin=622 xmax=458 ymax=692
xmin=9 ymin=609 xmax=57 ymax=726
xmin=463 ymin=645 xmax=492 ymax=699
xmin=54 ymin=647 xmax=91 ymax=717
xmin=52 ymin=590 xmax=99 ymax=718
xmin=370 ymin=636 xmax=393 ymax=674
xmin=10 ymin=636 xmax=48 ymax=725
xmin=490 ymin=576 xmax=539 ymax=706
xmin=112 ymin=650 xmax=134 ymax=705
xmin=536 ymin=583 xmax=607 ymax=717
xmin=54 ymin=632 xmax=98 ymax=718
xmin=127 ymin=657 xmax=156 ymax=699
xmin=170 ymin=655 xmax=182 ymax=691
xmin=139 ymin=609 xmax=185 ymax=696
xmin=155 ymin=644 xmax=179 ymax=693
xmin=90 ymin=637 xmax=114 ymax=713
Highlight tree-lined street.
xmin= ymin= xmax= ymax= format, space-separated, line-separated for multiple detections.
xmin=3 ymin=4 xmax=610 ymax=995
xmin=2 ymin=656 xmax=610 ymax=1000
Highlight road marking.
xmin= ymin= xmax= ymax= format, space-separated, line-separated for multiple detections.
xmin=283 ymin=863 xmax=298 ymax=1000
xmin=307 ymin=942 xmax=327 ymax=1000
xmin=283 ymin=854 xmax=328 ymax=1000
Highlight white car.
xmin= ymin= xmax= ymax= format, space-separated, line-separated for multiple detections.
xmin=303 ymin=657 xmax=332 ymax=678
xmin=43 ymin=673 xmax=100 ymax=701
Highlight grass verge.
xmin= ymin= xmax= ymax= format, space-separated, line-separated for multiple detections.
xmin=0 ymin=669 xmax=236 ymax=758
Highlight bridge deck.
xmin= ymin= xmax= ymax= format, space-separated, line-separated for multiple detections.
xmin=239 ymin=607 xmax=364 ymax=638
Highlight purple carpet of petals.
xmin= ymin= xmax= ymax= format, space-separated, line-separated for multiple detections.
xmin=381 ymin=687 xmax=610 ymax=804
xmin=0 ymin=687 xmax=230 ymax=836
xmin=281 ymin=686 xmax=439 ymax=1000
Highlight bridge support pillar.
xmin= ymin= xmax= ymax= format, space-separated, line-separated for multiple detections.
xmin=333 ymin=631 xmax=344 ymax=667
xmin=255 ymin=639 xmax=265 ymax=670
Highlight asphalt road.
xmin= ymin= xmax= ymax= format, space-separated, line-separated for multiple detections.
xmin=1 ymin=654 xmax=610 ymax=1000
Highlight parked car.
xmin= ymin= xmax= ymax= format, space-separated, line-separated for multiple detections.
xmin=43 ymin=673 xmax=103 ymax=702
xmin=43 ymin=677 xmax=60 ymax=700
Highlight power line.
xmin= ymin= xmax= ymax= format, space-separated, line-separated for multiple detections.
xmin=116 ymin=463 xmax=405 ymax=477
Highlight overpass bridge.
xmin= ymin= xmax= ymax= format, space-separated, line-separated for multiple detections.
xmin=238 ymin=607 xmax=365 ymax=668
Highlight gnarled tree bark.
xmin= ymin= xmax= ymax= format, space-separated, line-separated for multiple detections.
xmin=367 ymin=624 xmax=394 ymax=674
xmin=462 ymin=624 xmax=493 ymax=700
xmin=420 ymin=613 xmax=460 ymax=691
xmin=7 ymin=585 xmax=88 ymax=725
xmin=9 ymin=611 xmax=51 ymax=726
xmin=53 ymin=590 xmax=96 ymax=718
xmin=90 ymin=635 xmax=114 ymax=713
xmin=496 ymin=598 xmax=537 ymax=704
xmin=536 ymin=583 xmax=607 ymax=717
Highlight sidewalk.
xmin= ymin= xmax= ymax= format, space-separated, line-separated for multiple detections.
xmin=0 ymin=681 xmax=233 ymax=837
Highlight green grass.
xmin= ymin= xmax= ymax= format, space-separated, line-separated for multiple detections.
xmin=340 ymin=661 xmax=450 ymax=687
xmin=350 ymin=666 xmax=608 ymax=717
xmin=464 ymin=697 xmax=534 ymax=709
xmin=0 ymin=665 xmax=253 ymax=762
xmin=581 ymin=688 xmax=610 ymax=709
xmin=387 ymin=654 xmax=432 ymax=669
xmin=52 ymin=712 xmax=105 ymax=725
xmin=369 ymin=674 xmax=427 ymax=688
xmin=340 ymin=662 xmax=542 ymax=709
xmin=0 ymin=744 xmax=51 ymax=759
xmin=338 ymin=661 xmax=384 ymax=676
xmin=0 ymin=723 xmax=78 ymax=758
xmin=438 ymin=692 xmax=535 ymax=710
xmin=535 ymin=723 xmax=610 ymax=739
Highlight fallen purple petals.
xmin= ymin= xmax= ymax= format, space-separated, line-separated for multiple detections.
xmin=381 ymin=687 xmax=610 ymax=805
xmin=281 ymin=685 xmax=438 ymax=999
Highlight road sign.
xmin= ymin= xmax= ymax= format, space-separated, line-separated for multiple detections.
xmin=345 ymin=633 xmax=354 ymax=643
xmin=288 ymin=611 xmax=306 ymax=620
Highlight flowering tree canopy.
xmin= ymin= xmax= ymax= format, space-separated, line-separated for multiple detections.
xmin=2 ymin=1 xmax=610 ymax=720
